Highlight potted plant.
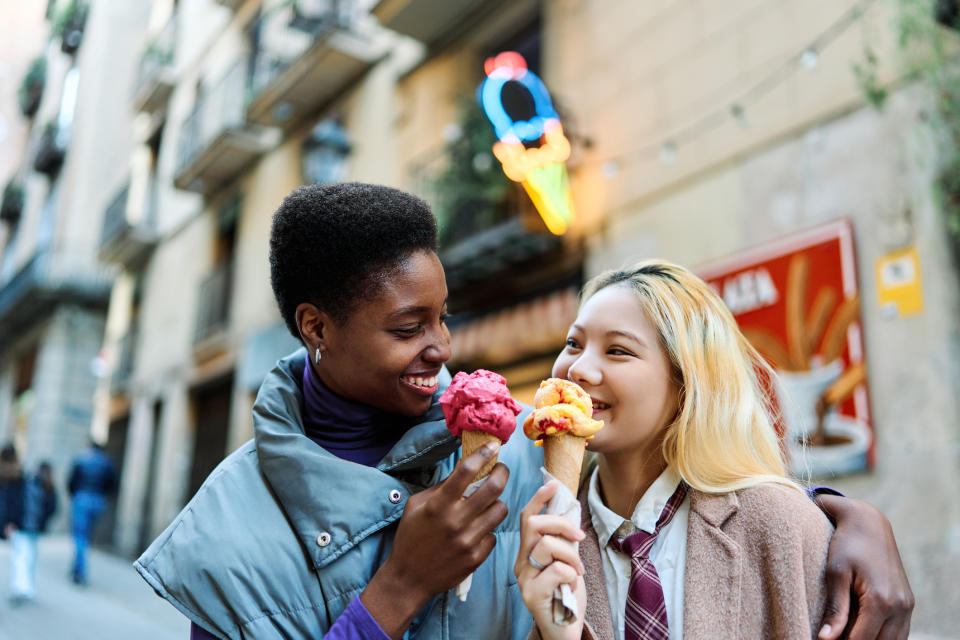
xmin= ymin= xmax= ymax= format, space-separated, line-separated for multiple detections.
xmin=33 ymin=122 xmax=66 ymax=177
xmin=18 ymin=57 xmax=46 ymax=118
xmin=1 ymin=181 xmax=25 ymax=225
xmin=53 ymin=0 xmax=89 ymax=56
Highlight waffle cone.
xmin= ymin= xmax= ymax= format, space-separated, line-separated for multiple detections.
xmin=543 ymin=432 xmax=586 ymax=493
xmin=461 ymin=430 xmax=501 ymax=482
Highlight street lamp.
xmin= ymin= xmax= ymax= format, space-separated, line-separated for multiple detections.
xmin=301 ymin=119 xmax=351 ymax=185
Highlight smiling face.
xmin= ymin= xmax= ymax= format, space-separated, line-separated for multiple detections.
xmin=309 ymin=250 xmax=451 ymax=417
xmin=552 ymin=284 xmax=680 ymax=459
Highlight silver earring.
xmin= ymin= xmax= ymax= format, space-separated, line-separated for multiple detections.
xmin=315 ymin=347 xmax=322 ymax=364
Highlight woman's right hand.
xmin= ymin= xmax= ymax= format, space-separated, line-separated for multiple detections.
xmin=361 ymin=440 xmax=510 ymax=639
xmin=515 ymin=481 xmax=587 ymax=640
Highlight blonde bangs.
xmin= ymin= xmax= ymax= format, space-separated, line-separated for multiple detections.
xmin=583 ymin=261 xmax=801 ymax=495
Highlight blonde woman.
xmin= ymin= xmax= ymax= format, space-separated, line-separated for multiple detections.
xmin=517 ymin=260 xmax=853 ymax=640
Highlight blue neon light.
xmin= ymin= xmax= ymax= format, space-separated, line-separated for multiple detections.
xmin=479 ymin=68 xmax=560 ymax=142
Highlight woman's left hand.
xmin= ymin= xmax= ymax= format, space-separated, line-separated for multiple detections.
xmin=814 ymin=493 xmax=914 ymax=640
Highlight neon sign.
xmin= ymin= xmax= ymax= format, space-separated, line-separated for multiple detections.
xmin=478 ymin=52 xmax=574 ymax=235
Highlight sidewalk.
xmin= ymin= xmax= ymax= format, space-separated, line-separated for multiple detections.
xmin=0 ymin=535 xmax=188 ymax=639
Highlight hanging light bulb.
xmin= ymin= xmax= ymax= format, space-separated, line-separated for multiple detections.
xmin=731 ymin=103 xmax=749 ymax=129
xmin=659 ymin=141 xmax=677 ymax=165
xmin=801 ymin=46 xmax=819 ymax=70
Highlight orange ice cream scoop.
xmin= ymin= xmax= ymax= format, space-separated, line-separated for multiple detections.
xmin=523 ymin=378 xmax=603 ymax=440
xmin=523 ymin=378 xmax=603 ymax=493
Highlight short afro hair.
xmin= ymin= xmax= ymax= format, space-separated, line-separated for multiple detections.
xmin=270 ymin=182 xmax=438 ymax=339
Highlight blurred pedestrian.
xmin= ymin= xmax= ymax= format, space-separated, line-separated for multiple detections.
xmin=1 ymin=443 xmax=26 ymax=603
xmin=67 ymin=440 xmax=117 ymax=585
xmin=9 ymin=461 xmax=58 ymax=604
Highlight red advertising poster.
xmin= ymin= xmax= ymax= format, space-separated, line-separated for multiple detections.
xmin=698 ymin=220 xmax=873 ymax=476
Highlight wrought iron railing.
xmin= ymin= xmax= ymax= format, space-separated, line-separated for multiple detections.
xmin=135 ymin=16 xmax=176 ymax=99
xmin=112 ymin=328 xmax=136 ymax=392
xmin=99 ymin=181 xmax=130 ymax=250
xmin=249 ymin=0 xmax=355 ymax=102
xmin=194 ymin=261 xmax=232 ymax=343
xmin=175 ymin=60 xmax=248 ymax=178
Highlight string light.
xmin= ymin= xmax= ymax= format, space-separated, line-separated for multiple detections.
xmin=593 ymin=0 xmax=875 ymax=172
xmin=659 ymin=141 xmax=677 ymax=165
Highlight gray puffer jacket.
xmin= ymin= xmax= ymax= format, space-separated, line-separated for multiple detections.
xmin=135 ymin=350 xmax=544 ymax=639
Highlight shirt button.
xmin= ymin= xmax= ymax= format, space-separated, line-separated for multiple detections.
xmin=316 ymin=532 xmax=331 ymax=547
xmin=389 ymin=489 xmax=403 ymax=504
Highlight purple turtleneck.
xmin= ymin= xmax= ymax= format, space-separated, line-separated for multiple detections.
xmin=300 ymin=357 xmax=415 ymax=466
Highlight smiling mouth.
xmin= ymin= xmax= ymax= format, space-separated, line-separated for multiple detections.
xmin=400 ymin=375 xmax=440 ymax=396
xmin=592 ymin=400 xmax=610 ymax=417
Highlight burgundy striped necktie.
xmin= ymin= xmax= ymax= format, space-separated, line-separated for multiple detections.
xmin=608 ymin=482 xmax=688 ymax=640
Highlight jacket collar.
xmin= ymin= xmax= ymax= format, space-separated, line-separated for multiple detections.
xmin=253 ymin=349 xmax=459 ymax=569
xmin=683 ymin=489 xmax=742 ymax=638
xmin=578 ymin=487 xmax=616 ymax=640
xmin=689 ymin=488 xmax=738 ymax=528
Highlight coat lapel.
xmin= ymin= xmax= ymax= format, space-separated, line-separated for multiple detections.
xmin=578 ymin=489 xmax=616 ymax=640
xmin=683 ymin=490 xmax=742 ymax=639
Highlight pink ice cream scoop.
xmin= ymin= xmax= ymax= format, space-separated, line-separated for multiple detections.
xmin=440 ymin=369 xmax=522 ymax=442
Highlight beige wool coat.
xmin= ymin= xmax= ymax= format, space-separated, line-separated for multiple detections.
xmin=532 ymin=482 xmax=833 ymax=640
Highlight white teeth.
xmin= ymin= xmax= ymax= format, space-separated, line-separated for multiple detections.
xmin=403 ymin=375 xmax=438 ymax=388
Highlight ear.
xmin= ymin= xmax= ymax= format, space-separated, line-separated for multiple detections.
xmin=295 ymin=303 xmax=332 ymax=352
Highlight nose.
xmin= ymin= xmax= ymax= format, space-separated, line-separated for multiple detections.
xmin=423 ymin=324 xmax=452 ymax=363
xmin=566 ymin=350 xmax=601 ymax=387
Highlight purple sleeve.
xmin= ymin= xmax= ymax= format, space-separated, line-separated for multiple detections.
xmin=806 ymin=485 xmax=845 ymax=500
xmin=188 ymin=596 xmax=390 ymax=640
xmin=190 ymin=623 xmax=218 ymax=640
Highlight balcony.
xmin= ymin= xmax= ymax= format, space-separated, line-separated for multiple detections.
xmin=32 ymin=122 xmax=67 ymax=178
xmin=246 ymin=2 xmax=384 ymax=130
xmin=194 ymin=261 xmax=232 ymax=345
xmin=0 ymin=251 xmax=111 ymax=352
xmin=372 ymin=0 xmax=489 ymax=46
xmin=98 ymin=180 xmax=159 ymax=270
xmin=133 ymin=17 xmax=177 ymax=114
xmin=1 ymin=181 xmax=24 ymax=226
xmin=173 ymin=61 xmax=278 ymax=195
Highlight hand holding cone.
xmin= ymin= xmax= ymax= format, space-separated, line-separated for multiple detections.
xmin=439 ymin=369 xmax=522 ymax=600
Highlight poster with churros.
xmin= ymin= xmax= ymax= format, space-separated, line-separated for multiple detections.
xmin=698 ymin=220 xmax=873 ymax=476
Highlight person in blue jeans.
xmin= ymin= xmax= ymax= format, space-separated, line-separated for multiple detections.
xmin=10 ymin=461 xmax=57 ymax=604
xmin=68 ymin=441 xmax=117 ymax=585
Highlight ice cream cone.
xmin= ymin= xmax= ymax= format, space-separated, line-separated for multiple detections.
xmin=461 ymin=429 xmax=501 ymax=482
xmin=543 ymin=432 xmax=586 ymax=494
xmin=522 ymin=162 xmax=574 ymax=235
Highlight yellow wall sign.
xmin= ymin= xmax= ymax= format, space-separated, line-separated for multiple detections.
xmin=875 ymin=247 xmax=923 ymax=317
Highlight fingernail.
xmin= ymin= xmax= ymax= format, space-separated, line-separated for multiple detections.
xmin=818 ymin=624 xmax=830 ymax=638
xmin=482 ymin=441 xmax=500 ymax=456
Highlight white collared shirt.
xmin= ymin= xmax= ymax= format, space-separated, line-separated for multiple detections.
xmin=587 ymin=466 xmax=689 ymax=640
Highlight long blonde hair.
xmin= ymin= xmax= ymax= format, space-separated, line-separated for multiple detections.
xmin=582 ymin=260 xmax=799 ymax=494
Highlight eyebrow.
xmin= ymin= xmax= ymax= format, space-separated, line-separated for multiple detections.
xmin=607 ymin=329 xmax=647 ymax=346
xmin=571 ymin=324 xmax=647 ymax=347
xmin=387 ymin=300 xmax=448 ymax=319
